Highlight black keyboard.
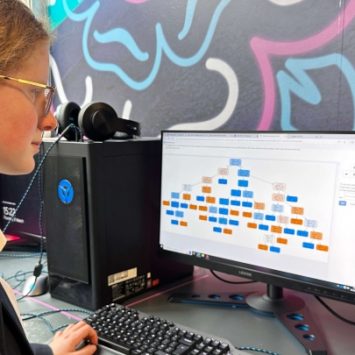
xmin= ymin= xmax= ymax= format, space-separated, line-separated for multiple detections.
xmin=85 ymin=303 xmax=249 ymax=355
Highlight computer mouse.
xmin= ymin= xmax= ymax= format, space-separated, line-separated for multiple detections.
xmin=22 ymin=274 xmax=49 ymax=297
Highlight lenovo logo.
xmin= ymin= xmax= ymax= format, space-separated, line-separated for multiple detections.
xmin=238 ymin=270 xmax=252 ymax=278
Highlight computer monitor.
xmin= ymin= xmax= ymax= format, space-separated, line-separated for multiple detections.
xmin=159 ymin=130 xmax=355 ymax=352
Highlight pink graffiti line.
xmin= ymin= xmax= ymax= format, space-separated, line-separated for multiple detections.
xmin=250 ymin=0 xmax=355 ymax=130
xmin=125 ymin=0 xmax=149 ymax=3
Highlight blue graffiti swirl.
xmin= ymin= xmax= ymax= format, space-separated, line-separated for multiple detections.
xmin=62 ymin=0 xmax=230 ymax=91
xmin=277 ymin=53 xmax=355 ymax=130
xmin=178 ymin=0 xmax=198 ymax=40
xmin=94 ymin=28 xmax=149 ymax=62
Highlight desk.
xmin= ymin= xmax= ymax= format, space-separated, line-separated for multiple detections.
xmin=1 ymin=251 xmax=355 ymax=355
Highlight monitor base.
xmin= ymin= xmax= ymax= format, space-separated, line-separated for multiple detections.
xmin=169 ymin=283 xmax=328 ymax=355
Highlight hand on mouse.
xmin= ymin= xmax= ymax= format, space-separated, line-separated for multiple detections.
xmin=49 ymin=321 xmax=98 ymax=355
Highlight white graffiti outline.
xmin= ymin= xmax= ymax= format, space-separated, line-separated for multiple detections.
xmin=122 ymin=100 xmax=132 ymax=119
xmin=51 ymin=54 xmax=133 ymax=119
xmin=269 ymin=0 xmax=304 ymax=6
xmin=50 ymin=54 xmax=93 ymax=106
xmin=169 ymin=58 xmax=238 ymax=130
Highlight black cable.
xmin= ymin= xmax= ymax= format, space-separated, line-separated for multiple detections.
xmin=210 ymin=270 xmax=256 ymax=285
xmin=236 ymin=345 xmax=280 ymax=355
xmin=2 ymin=125 xmax=75 ymax=300
xmin=37 ymin=143 xmax=45 ymax=268
xmin=74 ymin=124 xmax=82 ymax=142
xmin=17 ymin=145 xmax=46 ymax=302
xmin=315 ymin=295 xmax=355 ymax=326
xmin=12 ymin=278 xmax=33 ymax=291
xmin=3 ymin=124 xmax=75 ymax=233
xmin=21 ymin=308 xmax=92 ymax=321
xmin=21 ymin=308 xmax=93 ymax=334
xmin=16 ymin=275 xmax=39 ymax=302
xmin=21 ymin=312 xmax=56 ymax=333
xmin=0 ymin=252 xmax=41 ymax=258
xmin=5 ymin=270 xmax=32 ymax=282
xmin=5 ymin=270 xmax=33 ymax=290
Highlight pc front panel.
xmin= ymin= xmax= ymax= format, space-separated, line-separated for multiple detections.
xmin=43 ymin=139 xmax=192 ymax=310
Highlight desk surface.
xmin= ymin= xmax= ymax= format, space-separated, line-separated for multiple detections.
xmin=1 ymin=251 xmax=355 ymax=355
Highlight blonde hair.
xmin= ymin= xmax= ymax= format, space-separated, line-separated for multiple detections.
xmin=0 ymin=0 xmax=50 ymax=73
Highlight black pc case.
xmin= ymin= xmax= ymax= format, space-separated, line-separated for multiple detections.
xmin=43 ymin=138 xmax=192 ymax=310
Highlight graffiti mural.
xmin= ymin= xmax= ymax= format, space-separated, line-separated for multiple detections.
xmin=49 ymin=0 xmax=355 ymax=136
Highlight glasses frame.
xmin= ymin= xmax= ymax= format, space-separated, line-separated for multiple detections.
xmin=0 ymin=74 xmax=56 ymax=116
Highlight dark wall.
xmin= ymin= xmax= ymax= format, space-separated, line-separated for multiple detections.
xmin=49 ymin=0 xmax=355 ymax=136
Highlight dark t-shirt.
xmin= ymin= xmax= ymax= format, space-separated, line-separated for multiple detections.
xmin=0 ymin=283 xmax=52 ymax=355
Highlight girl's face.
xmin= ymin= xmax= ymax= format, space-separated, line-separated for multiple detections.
xmin=0 ymin=41 xmax=57 ymax=175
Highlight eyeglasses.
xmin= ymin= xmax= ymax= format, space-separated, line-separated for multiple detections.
xmin=0 ymin=74 xmax=55 ymax=116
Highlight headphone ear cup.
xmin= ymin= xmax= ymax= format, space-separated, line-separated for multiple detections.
xmin=56 ymin=102 xmax=81 ymax=141
xmin=78 ymin=102 xmax=118 ymax=141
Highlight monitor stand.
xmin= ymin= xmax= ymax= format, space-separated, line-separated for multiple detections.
xmin=169 ymin=284 xmax=328 ymax=354
xmin=247 ymin=283 xmax=305 ymax=313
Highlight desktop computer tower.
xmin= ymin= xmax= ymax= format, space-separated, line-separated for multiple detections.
xmin=43 ymin=139 xmax=192 ymax=310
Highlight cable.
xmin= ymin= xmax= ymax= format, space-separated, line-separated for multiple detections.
xmin=21 ymin=312 xmax=57 ymax=334
xmin=21 ymin=308 xmax=93 ymax=334
xmin=21 ymin=308 xmax=93 ymax=321
xmin=37 ymin=143 xmax=45 ymax=268
xmin=3 ymin=124 xmax=75 ymax=233
xmin=210 ymin=270 xmax=256 ymax=285
xmin=0 ymin=252 xmax=41 ymax=258
xmin=211 ymin=271 xmax=279 ymax=354
xmin=5 ymin=270 xmax=31 ymax=282
xmin=236 ymin=345 xmax=281 ymax=355
xmin=2 ymin=125 xmax=75 ymax=300
xmin=5 ymin=270 xmax=34 ymax=290
xmin=16 ymin=146 xmax=47 ymax=302
xmin=315 ymin=295 xmax=355 ymax=326
xmin=16 ymin=277 xmax=39 ymax=301
xmin=12 ymin=278 xmax=31 ymax=291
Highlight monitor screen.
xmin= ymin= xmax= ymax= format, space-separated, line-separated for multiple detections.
xmin=159 ymin=131 xmax=355 ymax=306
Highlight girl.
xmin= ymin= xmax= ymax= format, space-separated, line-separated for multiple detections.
xmin=0 ymin=1 xmax=98 ymax=354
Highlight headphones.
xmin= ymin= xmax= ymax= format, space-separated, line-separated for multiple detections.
xmin=56 ymin=102 xmax=141 ymax=142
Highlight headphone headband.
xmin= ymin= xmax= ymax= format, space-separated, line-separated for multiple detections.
xmin=56 ymin=102 xmax=141 ymax=142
